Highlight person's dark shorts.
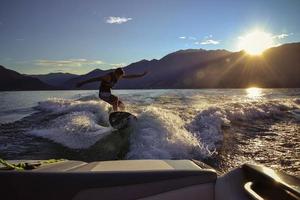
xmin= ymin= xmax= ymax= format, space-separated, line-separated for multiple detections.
xmin=99 ymin=92 xmax=116 ymax=104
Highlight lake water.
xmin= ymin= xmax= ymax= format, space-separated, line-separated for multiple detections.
xmin=0 ymin=89 xmax=299 ymax=176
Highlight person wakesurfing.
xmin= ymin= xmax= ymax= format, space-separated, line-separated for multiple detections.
xmin=76 ymin=68 xmax=148 ymax=111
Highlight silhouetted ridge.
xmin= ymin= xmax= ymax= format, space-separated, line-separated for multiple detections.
xmin=31 ymin=72 xmax=79 ymax=87
xmin=2 ymin=42 xmax=300 ymax=90
xmin=0 ymin=65 xmax=55 ymax=91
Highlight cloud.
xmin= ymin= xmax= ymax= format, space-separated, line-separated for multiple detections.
xmin=106 ymin=16 xmax=132 ymax=24
xmin=52 ymin=69 xmax=66 ymax=73
xmin=35 ymin=59 xmax=126 ymax=69
xmin=35 ymin=59 xmax=104 ymax=67
xmin=109 ymin=63 xmax=127 ymax=68
xmin=179 ymin=36 xmax=198 ymax=40
xmin=200 ymin=39 xmax=220 ymax=45
xmin=183 ymin=34 xmax=220 ymax=45
xmin=272 ymin=33 xmax=290 ymax=39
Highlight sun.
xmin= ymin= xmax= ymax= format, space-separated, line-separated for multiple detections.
xmin=238 ymin=30 xmax=274 ymax=55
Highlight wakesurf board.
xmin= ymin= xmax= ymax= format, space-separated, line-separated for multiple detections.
xmin=109 ymin=111 xmax=137 ymax=130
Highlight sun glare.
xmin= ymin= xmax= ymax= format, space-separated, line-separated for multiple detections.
xmin=238 ymin=30 xmax=274 ymax=55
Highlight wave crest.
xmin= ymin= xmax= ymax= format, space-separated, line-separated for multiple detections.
xmin=127 ymin=107 xmax=211 ymax=159
xmin=27 ymin=98 xmax=112 ymax=149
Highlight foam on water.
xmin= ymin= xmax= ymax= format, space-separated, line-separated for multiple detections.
xmin=1 ymin=90 xmax=299 ymax=175
xmin=26 ymin=96 xmax=300 ymax=156
xmin=27 ymin=98 xmax=112 ymax=149
xmin=127 ymin=106 xmax=210 ymax=159
xmin=187 ymin=99 xmax=299 ymax=151
xmin=294 ymin=98 xmax=300 ymax=105
xmin=37 ymin=97 xmax=108 ymax=119
xmin=187 ymin=107 xmax=229 ymax=151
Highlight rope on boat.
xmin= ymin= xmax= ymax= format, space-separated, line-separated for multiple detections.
xmin=0 ymin=158 xmax=65 ymax=170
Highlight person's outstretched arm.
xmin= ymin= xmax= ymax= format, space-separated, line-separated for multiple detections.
xmin=76 ymin=75 xmax=109 ymax=88
xmin=122 ymin=71 xmax=148 ymax=79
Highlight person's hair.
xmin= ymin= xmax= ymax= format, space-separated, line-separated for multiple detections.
xmin=115 ymin=68 xmax=124 ymax=75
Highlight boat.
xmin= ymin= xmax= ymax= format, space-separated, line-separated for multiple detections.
xmin=0 ymin=159 xmax=299 ymax=200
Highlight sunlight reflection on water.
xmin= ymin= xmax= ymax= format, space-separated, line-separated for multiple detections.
xmin=246 ymin=87 xmax=262 ymax=99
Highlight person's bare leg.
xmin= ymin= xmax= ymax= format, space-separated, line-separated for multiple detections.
xmin=111 ymin=95 xmax=119 ymax=112
xmin=112 ymin=101 xmax=118 ymax=111
xmin=118 ymin=100 xmax=125 ymax=110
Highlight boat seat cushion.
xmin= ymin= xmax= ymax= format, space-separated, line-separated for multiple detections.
xmin=0 ymin=160 xmax=217 ymax=200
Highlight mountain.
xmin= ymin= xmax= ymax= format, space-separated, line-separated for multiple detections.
xmin=116 ymin=49 xmax=231 ymax=89
xmin=2 ymin=42 xmax=300 ymax=90
xmin=0 ymin=65 xmax=55 ymax=91
xmin=63 ymin=69 xmax=113 ymax=89
xmin=117 ymin=43 xmax=300 ymax=88
xmin=62 ymin=48 xmax=231 ymax=89
xmin=31 ymin=73 xmax=79 ymax=87
xmin=67 ymin=43 xmax=299 ymax=89
xmin=177 ymin=43 xmax=300 ymax=88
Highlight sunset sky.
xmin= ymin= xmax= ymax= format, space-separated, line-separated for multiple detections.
xmin=0 ymin=0 xmax=299 ymax=74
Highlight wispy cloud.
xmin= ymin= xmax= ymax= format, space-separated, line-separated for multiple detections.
xmin=198 ymin=34 xmax=220 ymax=45
xmin=35 ymin=59 xmax=104 ymax=67
xmin=106 ymin=16 xmax=132 ymax=24
xmin=272 ymin=33 xmax=292 ymax=39
xmin=182 ymin=34 xmax=220 ymax=45
xmin=199 ymin=39 xmax=220 ymax=45
xmin=35 ymin=59 xmax=127 ymax=70
xmin=109 ymin=63 xmax=127 ymax=68
xmin=275 ymin=34 xmax=288 ymax=39
xmin=178 ymin=36 xmax=197 ymax=40
xmin=201 ymin=39 xmax=220 ymax=45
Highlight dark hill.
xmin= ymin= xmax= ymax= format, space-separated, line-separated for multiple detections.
xmin=3 ymin=42 xmax=300 ymax=90
xmin=0 ymin=65 xmax=55 ymax=91
xmin=31 ymin=73 xmax=79 ymax=87
xmin=63 ymin=69 xmax=113 ymax=89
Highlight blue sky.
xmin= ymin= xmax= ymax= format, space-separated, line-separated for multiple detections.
xmin=0 ymin=0 xmax=299 ymax=74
